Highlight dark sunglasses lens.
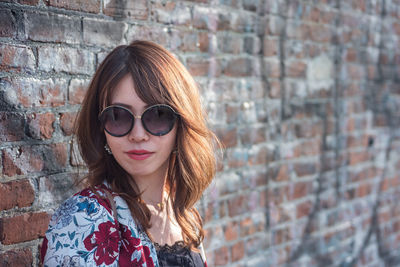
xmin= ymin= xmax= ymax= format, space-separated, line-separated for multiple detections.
xmin=102 ymin=107 xmax=133 ymax=136
xmin=142 ymin=106 xmax=176 ymax=135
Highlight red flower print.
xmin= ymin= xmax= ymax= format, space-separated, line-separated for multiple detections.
xmin=40 ymin=236 xmax=48 ymax=264
xmin=83 ymin=221 xmax=120 ymax=265
xmin=118 ymin=224 xmax=154 ymax=267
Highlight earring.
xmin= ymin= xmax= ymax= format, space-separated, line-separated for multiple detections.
xmin=104 ymin=144 xmax=112 ymax=155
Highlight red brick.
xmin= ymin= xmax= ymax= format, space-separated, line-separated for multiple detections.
xmin=224 ymin=221 xmax=239 ymax=241
xmin=0 ymin=212 xmax=51 ymax=245
xmin=25 ymin=11 xmax=81 ymax=44
xmin=268 ymin=165 xmax=289 ymax=182
xmin=45 ymin=0 xmax=100 ymax=13
xmin=0 ymin=248 xmax=33 ymax=267
xmin=186 ymin=57 xmax=209 ymax=76
xmin=273 ymin=227 xmax=291 ymax=245
xmin=240 ymin=217 xmax=257 ymax=236
xmin=0 ymin=9 xmax=16 ymax=37
xmin=224 ymin=58 xmax=252 ymax=77
xmin=214 ymin=246 xmax=229 ymax=266
xmin=198 ymin=32 xmax=209 ymax=52
xmin=263 ymin=58 xmax=281 ymax=78
xmin=0 ymin=44 xmax=36 ymax=72
xmin=309 ymin=24 xmax=332 ymax=43
xmin=225 ymin=104 xmax=239 ymax=124
xmin=27 ymin=112 xmax=55 ymax=139
xmin=103 ymin=0 xmax=148 ymax=20
xmin=357 ymin=182 xmax=372 ymax=197
xmin=60 ymin=112 xmax=77 ymax=136
xmin=0 ymin=112 xmax=26 ymax=142
xmin=213 ymin=126 xmax=237 ymax=148
xmin=0 ymin=180 xmax=35 ymax=211
xmin=231 ymin=241 xmax=245 ymax=262
xmin=228 ymin=195 xmax=248 ymax=217
xmin=296 ymin=200 xmax=313 ymax=218
xmin=263 ymin=38 xmax=279 ymax=57
xmin=240 ymin=126 xmax=266 ymax=145
xmin=287 ymin=60 xmax=307 ymax=78
xmin=291 ymin=181 xmax=312 ymax=200
xmin=248 ymin=145 xmax=275 ymax=166
xmin=294 ymin=162 xmax=317 ymax=177
xmin=348 ymin=150 xmax=370 ymax=165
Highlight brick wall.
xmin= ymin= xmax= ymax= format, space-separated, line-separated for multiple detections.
xmin=1 ymin=0 xmax=400 ymax=266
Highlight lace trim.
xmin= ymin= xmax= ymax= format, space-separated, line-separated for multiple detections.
xmin=153 ymin=240 xmax=189 ymax=253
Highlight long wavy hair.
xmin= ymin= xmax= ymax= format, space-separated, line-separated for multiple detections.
xmin=74 ymin=40 xmax=218 ymax=248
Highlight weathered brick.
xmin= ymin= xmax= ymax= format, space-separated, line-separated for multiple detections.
xmin=0 ymin=112 xmax=26 ymax=142
xmin=0 ymin=212 xmax=51 ymax=245
xmin=0 ymin=44 xmax=36 ymax=72
xmin=37 ymin=173 xmax=77 ymax=207
xmin=25 ymin=11 xmax=81 ymax=44
xmin=103 ymin=0 xmax=148 ymax=21
xmin=153 ymin=2 xmax=192 ymax=26
xmin=248 ymin=145 xmax=275 ymax=165
xmin=231 ymin=241 xmax=245 ymax=262
xmin=0 ymin=180 xmax=35 ymax=211
xmin=223 ymin=58 xmax=252 ymax=77
xmin=290 ymin=181 xmax=312 ymax=200
xmin=213 ymin=126 xmax=237 ymax=148
xmin=60 ymin=112 xmax=77 ymax=136
xmin=186 ymin=57 xmax=210 ymax=76
xmin=125 ymin=25 xmax=169 ymax=48
xmin=240 ymin=126 xmax=267 ymax=145
xmin=217 ymin=34 xmax=242 ymax=54
xmin=263 ymin=58 xmax=281 ymax=78
xmin=1 ymin=0 xmax=39 ymax=5
xmin=193 ymin=6 xmax=217 ymax=31
xmin=0 ymin=77 xmax=66 ymax=108
xmin=0 ymin=248 xmax=33 ymax=267
xmin=287 ymin=60 xmax=307 ymax=78
xmin=83 ymin=18 xmax=127 ymax=47
xmin=45 ymin=0 xmax=100 ymax=13
xmin=214 ymin=246 xmax=229 ymax=266
xmin=38 ymin=46 xmax=95 ymax=74
xmin=68 ymin=78 xmax=90 ymax=105
xmin=228 ymin=194 xmax=248 ymax=216
xmin=26 ymin=112 xmax=55 ymax=139
xmin=2 ymin=143 xmax=67 ymax=177
xmin=224 ymin=221 xmax=239 ymax=241
xmin=0 ymin=9 xmax=16 ymax=37
xmin=227 ymin=148 xmax=248 ymax=168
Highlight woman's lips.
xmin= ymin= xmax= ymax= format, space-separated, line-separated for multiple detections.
xmin=126 ymin=150 xmax=154 ymax=160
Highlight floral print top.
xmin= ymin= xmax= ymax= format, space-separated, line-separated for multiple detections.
xmin=41 ymin=183 xmax=163 ymax=267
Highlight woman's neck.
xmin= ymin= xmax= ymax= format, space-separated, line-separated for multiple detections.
xmin=132 ymin=172 xmax=168 ymax=206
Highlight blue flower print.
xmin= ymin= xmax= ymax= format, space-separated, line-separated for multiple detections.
xmin=76 ymin=199 xmax=99 ymax=216
xmin=52 ymin=197 xmax=79 ymax=229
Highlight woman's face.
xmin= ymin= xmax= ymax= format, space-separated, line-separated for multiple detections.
xmin=104 ymin=75 xmax=177 ymax=182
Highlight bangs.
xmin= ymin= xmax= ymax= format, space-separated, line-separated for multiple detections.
xmin=102 ymin=53 xmax=173 ymax=109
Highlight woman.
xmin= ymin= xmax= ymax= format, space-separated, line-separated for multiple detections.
xmin=41 ymin=40 xmax=219 ymax=266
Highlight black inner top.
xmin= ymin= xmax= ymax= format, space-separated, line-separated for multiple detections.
xmin=154 ymin=241 xmax=205 ymax=267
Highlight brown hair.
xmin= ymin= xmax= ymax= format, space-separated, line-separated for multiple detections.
xmin=75 ymin=40 xmax=219 ymax=248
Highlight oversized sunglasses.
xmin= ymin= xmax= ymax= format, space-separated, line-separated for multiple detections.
xmin=99 ymin=104 xmax=179 ymax=137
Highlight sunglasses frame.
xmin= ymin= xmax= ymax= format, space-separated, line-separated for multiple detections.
xmin=99 ymin=104 xmax=179 ymax=137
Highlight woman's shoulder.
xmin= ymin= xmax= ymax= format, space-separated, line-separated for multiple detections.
xmin=46 ymin=184 xmax=112 ymax=231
